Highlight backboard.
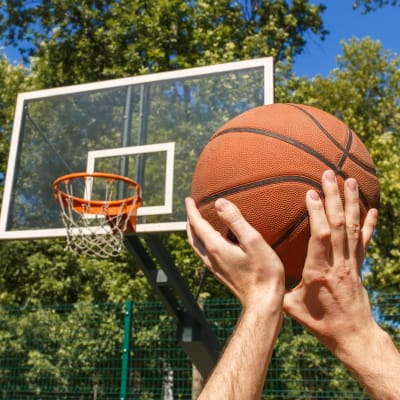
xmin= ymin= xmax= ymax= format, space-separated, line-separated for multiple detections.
xmin=0 ymin=58 xmax=274 ymax=239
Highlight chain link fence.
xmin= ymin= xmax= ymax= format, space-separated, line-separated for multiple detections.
xmin=0 ymin=294 xmax=399 ymax=399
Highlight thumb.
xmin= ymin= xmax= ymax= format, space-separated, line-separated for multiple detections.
xmin=283 ymin=288 xmax=308 ymax=321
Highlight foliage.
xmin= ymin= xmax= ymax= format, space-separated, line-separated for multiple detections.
xmin=0 ymin=0 xmax=327 ymax=85
xmin=277 ymin=38 xmax=400 ymax=294
xmin=3 ymin=298 xmax=397 ymax=398
xmin=0 ymin=4 xmax=399 ymax=397
xmin=271 ymin=320 xmax=368 ymax=399
xmin=0 ymin=238 xmax=158 ymax=306
xmin=353 ymin=0 xmax=399 ymax=13
xmin=0 ymin=56 xmax=29 ymax=194
xmin=0 ymin=302 xmax=125 ymax=397
xmin=0 ymin=0 xmax=328 ymax=307
xmin=0 ymin=1 xmax=399 ymax=320
xmin=0 ymin=0 xmax=398 ymax=308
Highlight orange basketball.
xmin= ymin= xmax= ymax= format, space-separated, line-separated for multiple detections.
xmin=191 ymin=103 xmax=380 ymax=289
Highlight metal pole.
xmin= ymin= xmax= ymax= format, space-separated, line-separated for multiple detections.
xmin=119 ymin=86 xmax=134 ymax=198
xmin=135 ymin=83 xmax=150 ymax=187
xmin=120 ymin=300 xmax=133 ymax=400
xmin=124 ymin=234 xmax=221 ymax=378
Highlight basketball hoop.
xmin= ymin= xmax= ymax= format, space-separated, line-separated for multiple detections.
xmin=53 ymin=172 xmax=142 ymax=258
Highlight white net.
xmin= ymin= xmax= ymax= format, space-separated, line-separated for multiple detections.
xmin=54 ymin=173 xmax=141 ymax=258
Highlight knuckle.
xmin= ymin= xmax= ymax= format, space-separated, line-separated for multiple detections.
xmin=222 ymin=203 xmax=242 ymax=224
xmin=303 ymin=266 xmax=330 ymax=284
xmin=310 ymin=200 xmax=324 ymax=211
xmin=205 ymin=242 xmax=220 ymax=257
xmin=244 ymin=229 xmax=263 ymax=246
xmin=315 ymin=228 xmax=331 ymax=243
xmin=330 ymin=212 xmax=346 ymax=230
xmin=336 ymin=264 xmax=352 ymax=280
xmin=346 ymin=223 xmax=360 ymax=238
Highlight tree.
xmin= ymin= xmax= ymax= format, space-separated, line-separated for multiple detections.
xmin=0 ymin=302 xmax=125 ymax=397
xmin=277 ymin=37 xmax=400 ymax=295
xmin=1 ymin=0 xmax=327 ymax=86
xmin=0 ymin=0 xmax=329 ymax=306
xmin=271 ymin=37 xmax=400 ymax=398
xmin=353 ymin=0 xmax=399 ymax=13
xmin=0 ymin=0 xmax=398 ymax=328
xmin=0 ymin=56 xmax=28 ymax=193
xmin=0 ymin=2 xmax=399 ymax=397
xmin=0 ymin=59 xmax=154 ymax=303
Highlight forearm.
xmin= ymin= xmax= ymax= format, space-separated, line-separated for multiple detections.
xmin=199 ymin=295 xmax=283 ymax=400
xmin=333 ymin=322 xmax=400 ymax=400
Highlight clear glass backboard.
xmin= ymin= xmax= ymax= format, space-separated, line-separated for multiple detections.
xmin=0 ymin=58 xmax=274 ymax=239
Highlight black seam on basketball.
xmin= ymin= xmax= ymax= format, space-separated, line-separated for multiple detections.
xmin=272 ymin=210 xmax=308 ymax=249
xmin=197 ymin=176 xmax=321 ymax=207
xmin=212 ymin=128 xmax=370 ymax=208
xmin=287 ymin=104 xmax=376 ymax=174
xmin=215 ymin=127 xmax=347 ymax=175
xmin=337 ymin=127 xmax=352 ymax=169
xmin=347 ymin=130 xmax=376 ymax=174
xmin=287 ymin=103 xmax=347 ymax=150
xmin=227 ymin=189 xmax=325 ymax=251
xmin=272 ymin=187 xmax=325 ymax=249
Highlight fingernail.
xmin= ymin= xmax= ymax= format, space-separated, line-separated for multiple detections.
xmin=307 ymin=190 xmax=320 ymax=201
xmin=324 ymin=170 xmax=336 ymax=182
xmin=346 ymin=178 xmax=358 ymax=192
xmin=215 ymin=198 xmax=228 ymax=212
xmin=369 ymin=208 xmax=378 ymax=218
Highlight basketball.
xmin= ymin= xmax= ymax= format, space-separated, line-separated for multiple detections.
xmin=191 ymin=103 xmax=380 ymax=289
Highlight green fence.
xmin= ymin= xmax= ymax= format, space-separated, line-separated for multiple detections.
xmin=0 ymin=295 xmax=399 ymax=399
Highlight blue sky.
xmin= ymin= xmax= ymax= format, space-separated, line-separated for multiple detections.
xmin=2 ymin=3 xmax=400 ymax=78
xmin=293 ymin=3 xmax=400 ymax=77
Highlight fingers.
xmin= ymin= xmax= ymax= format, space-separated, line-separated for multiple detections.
xmin=305 ymin=170 xmax=377 ymax=272
xmin=185 ymin=197 xmax=215 ymax=267
xmin=185 ymin=196 xmax=274 ymax=277
xmin=304 ymin=189 xmax=331 ymax=266
xmin=186 ymin=196 xmax=262 ymax=248
xmin=322 ymin=171 xmax=377 ymax=261
xmin=185 ymin=196 xmax=213 ymax=247
xmin=214 ymin=198 xmax=263 ymax=250
xmin=361 ymin=208 xmax=378 ymax=251
xmin=321 ymin=170 xmax=346 ymax=257
xmin=185 ymin=196 xmax=254 ymax=265
xmin=344 ymin=178 xmax=361 ymax=260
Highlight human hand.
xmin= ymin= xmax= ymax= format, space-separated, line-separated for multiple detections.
xmin=187 ymin=197 xmax=286 ymax=400
xmin=283 ymin=170 xmax=379 ymax=354
xmin=185 ymin=197 xmax=285 ymax=308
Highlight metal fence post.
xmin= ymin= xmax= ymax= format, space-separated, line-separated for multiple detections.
xmin=120 ymin=300 xmax=133 ymax=400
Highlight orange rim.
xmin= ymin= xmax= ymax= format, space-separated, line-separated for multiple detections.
xmin=53 ymin=172 xmax=142 ymax=215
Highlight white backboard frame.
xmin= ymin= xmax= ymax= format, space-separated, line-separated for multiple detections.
xmin=86 ymin=142 xmax=175 ymax=217
xmin=0 ymin=57 xmax=274 ymax=239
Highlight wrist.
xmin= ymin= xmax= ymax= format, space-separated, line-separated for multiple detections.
xmin=332 ymin=323 xmax=400 ymax=400
xmin=333 ymin=321 xmax=391 ymax=367
xmin=242 ymin=283 xmax=284 ymax=319
xmin=240 ymin=292 xmax=284 ymax=350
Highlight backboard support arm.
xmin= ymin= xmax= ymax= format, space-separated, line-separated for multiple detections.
xmin=123 ymin=234 xmax=221 ymax=379
xmin=135 ymin=83 xmax=150 ymax=188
